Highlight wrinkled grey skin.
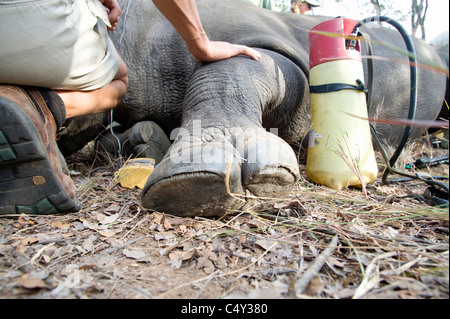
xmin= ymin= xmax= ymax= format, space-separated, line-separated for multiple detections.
xmin=59 ymin=0 xmax=447 ymax=217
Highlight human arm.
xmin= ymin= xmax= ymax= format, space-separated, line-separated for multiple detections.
xmin=152 ymin=0 xmax=261 ymax=62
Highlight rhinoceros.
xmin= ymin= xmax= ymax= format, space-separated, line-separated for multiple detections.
xmin=58 ymin=0 xmax=447 ymax=217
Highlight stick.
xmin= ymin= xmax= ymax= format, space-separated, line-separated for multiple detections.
xmin=219 ymin=242 xmax=278 ymax=278
xmin=88 ymin=235 xmax=147 ymax=263
xmin=352 ymin=251 xmax=397 ymax=299
xmin=294 ymin=235 xmax=339 ymax=295
xmin=30 ymin=242 xmax=55 ymax=265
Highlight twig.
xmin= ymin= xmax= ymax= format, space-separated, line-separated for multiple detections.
xmin=104 ymin=277 xmax=120 ymax=299
xmin=352 ymin=251 xmax=397 ymax=299
xmin=156 ymin=269 xmax=221 ymax=299
xmin=194 ymin=270 xmax=217 ymax=299
xmin=219 ymin=242 xmax=278 ymax=278
xmin=394 ymin=255 xmax=425 ymax=276
xmin=88 ymin=235 xmax=147 ymax=263
xmin=343 ymin=236 xmax=366 ymax=276
xmin=30 ymin=242 xmax=55 ymax=265
xmin=294 ymin=235 xmax=339 ymax=296
xmin=133 ymin=287 xmax=154 ymax=299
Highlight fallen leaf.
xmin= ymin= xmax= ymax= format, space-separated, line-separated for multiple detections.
xmin=18 ymin=214 xmax=35 ymax=226
xmin=80 ymin=218 xmax=103 ymax=231
xmin=123 ymin=248 xmax=146 ymax=260
xmin=95 ymin=255 xmax=117 ymax=269
xmin=216 ymin=253 xmax=229 ymax=269
xmin=82 ymin=235 xmax=97 ymax=252
xmin=0 ymin=244 xmax=10 ymax=254
xmin=42 ymin=254 xmax=52 ymax=263
xmin=305 ymin=277 xmax=325 ymax=296
xmin=98 ymin=229 xmax=123 ymax=238
xmin=169 ymin=250 xmax=195 ymax=261
xmin=153 ymin=212 xmax=164 ymax=224
xmin=327 ymin=256 xmax=346 ymax=268
xmin=17 ymin=237 xmax=39 ymax=254
xmin=336 ymin=210 xmax=354 ymax=222
xmin=255 ymin=239 xmax=278 ymax=251
xmin=51 ymin=221 xmax=70 ymax=229
xmin=179 ymin=225 xmax=188 ymax=233
xmin=170 ymin=254 xmax=183 ymax=269
xmin=197 ymin=256 xmax=215 ymax=274
xmin=163 ymin=218 xmax=173 ymax=230
xmin=168 ymin=217 xmax=190 ymax=226
xmin=61 ymin=232 xmax=75 ymax=239
xmin=100 ymin=213 xmax=120 ymax=225
xmin=105 ymin=204 xmax=121 ymax=213
xmin=17 ymin=274 xmax=47 ymax=289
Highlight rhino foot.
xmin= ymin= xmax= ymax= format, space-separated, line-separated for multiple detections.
xmin=95 ymin=121 xmax=171 ymax=164
xmin=141 ymin=126 xmax=299 ymax=217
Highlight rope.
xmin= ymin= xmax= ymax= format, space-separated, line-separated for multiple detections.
xmin=109 ymin=0 xmax=132 ymax=166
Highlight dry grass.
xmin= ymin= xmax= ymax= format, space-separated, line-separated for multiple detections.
xmin=0 ymin=139 xmax=448 ymax=299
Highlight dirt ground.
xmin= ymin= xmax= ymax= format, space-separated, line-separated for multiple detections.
xmin=0 ymin=137 xmax=448 ymax=300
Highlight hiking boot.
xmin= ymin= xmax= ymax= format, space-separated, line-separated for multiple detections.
xmin=0 ymin=85 xmax=80 ymax=215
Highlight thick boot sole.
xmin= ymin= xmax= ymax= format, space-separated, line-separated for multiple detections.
xmin=0 ymin=95 xmax=80 ymax=215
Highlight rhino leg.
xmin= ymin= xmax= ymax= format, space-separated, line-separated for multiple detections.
xmin=141 ymin=52 xmax=306 ymax=217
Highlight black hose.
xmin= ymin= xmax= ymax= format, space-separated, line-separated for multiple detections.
xmin=353 ymin=16 xmax=418 ymax=181
xmin=352 ymin=17 xmax=448 ymax=207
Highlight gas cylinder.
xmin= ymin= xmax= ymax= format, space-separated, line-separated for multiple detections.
xmin=306 ymin=18 xmax=378 ymax=190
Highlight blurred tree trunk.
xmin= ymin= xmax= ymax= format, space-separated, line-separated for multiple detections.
xmin=368 ymin=0 xmax=429 ymax=39
xmin=369 ymin=0 xmax=381 ymax=16
xmin=411 ymin=0 xmax=428 ymax=39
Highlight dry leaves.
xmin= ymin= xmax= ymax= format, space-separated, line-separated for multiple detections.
xmin=0 ymin=142 xmax=448 ymax=299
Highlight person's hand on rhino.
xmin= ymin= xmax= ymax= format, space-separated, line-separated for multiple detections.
xmin=152 ymin=0 xmax=261 ymax=62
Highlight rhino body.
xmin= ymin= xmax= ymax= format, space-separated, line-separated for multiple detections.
xmin=59 ymin=0 xmax=447 ymax=216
